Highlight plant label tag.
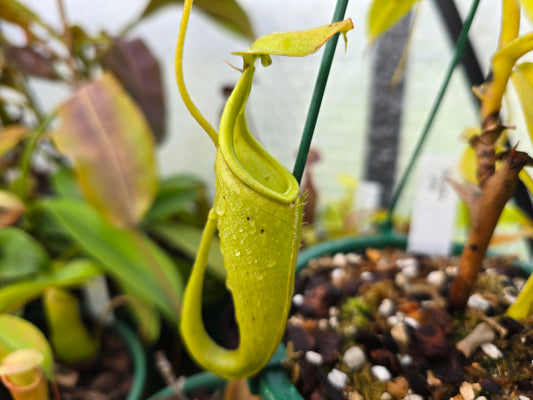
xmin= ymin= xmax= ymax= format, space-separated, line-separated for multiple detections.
xmin=83 ymin=275 xmax=114 ymax=323
xmin=407 ymin=154 xmax=458 ymax=256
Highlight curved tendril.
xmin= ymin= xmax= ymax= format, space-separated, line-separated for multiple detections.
xmin=175 ymin=0 xmax=219 ymax=147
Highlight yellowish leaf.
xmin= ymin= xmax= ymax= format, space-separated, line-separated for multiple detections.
xmin=53 ymin=73 xmax=158 ymax=228
xmin=233 ymin=19 xmax=353 ymax=65
xmin=367 ymin=0 xmax=418 ymax=43
xmin=0 ymin=125 xmax=27 ymax=158
xmin=459 ymin=145 xmax=478 ymax=184
xmin=519 ymin=169 xmax=533 ymax=200
xmin=521 ymin=0 xmax=533 ymax=23
xmin=511 ymin=62 xmax=533 ymax=145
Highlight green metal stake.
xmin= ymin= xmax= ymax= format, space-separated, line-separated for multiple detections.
xmin=387 ymin=0 xmax=481 ymax=222
xmin=292 ymin=0 xmax=350 ymax=184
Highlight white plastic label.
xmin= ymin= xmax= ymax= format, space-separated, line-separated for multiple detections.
xmin=407 ymin=154 xmax=458 ymax=256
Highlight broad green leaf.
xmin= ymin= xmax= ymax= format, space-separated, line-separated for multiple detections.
xmin=100 ymin=38 xmax=166 ymax=143
xmin=53 ymin=73 xmax=158 ymax=228
xmin=149 ymin=222 xmax=226 ymax=282
xmin=0 ymin=227 xmax=49 ymax=281
xmin=512 ymin=62 xmax=533 ymax=144
xmin=0 ymin=125 xmax=27 ymax=157
xmin=40 ymin=198 xmax=182 ymax=324
xmin=233 ymin=19 xmax=353 ymax=65
xmin=0 ymin=190 xmax=25 ymax=227
xmin=0 ymin=258 xmax=102 ymax=313
xmin=367 ymin=0 xmax=418 ymax=43
xmin=138 ymin=0 xmax=254 ymax=40
xmin=49 ymin=166 xmax=82 ymax=199
xmin=144 ymin=174 xmax=207 ymax=223
xmin=0 ymin=314 xmax=54 ymax=379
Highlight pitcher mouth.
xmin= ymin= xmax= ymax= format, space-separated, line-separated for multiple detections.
xmin=218 ymin=65 xmax=299 ymax=204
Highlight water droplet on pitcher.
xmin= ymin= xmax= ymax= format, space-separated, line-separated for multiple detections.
xmin=234 ymin=249 xmax=241 ymax=257
xmin=215 ymin=201 xmax=226 ymax=216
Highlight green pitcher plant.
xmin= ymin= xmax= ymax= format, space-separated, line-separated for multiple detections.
xmin=176 ymin=0 xmax=353 ymax=378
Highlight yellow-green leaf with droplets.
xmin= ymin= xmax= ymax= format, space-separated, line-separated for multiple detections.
xmin=512 ymin=62 xmax=533 ymax=145
xmin=367 ymin=0 xmax=418 ymax=43
xmin=233 ymin=19 xmax=353 ymax=66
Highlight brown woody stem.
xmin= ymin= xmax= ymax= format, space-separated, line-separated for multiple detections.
xmin=448 ymin=149 xmax=532 ymax=310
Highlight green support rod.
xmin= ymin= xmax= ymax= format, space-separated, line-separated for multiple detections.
xmin=388 ymin=0 xmax=481 ymax=220
xmin=292 ymin=0 xmax=350 ymax=184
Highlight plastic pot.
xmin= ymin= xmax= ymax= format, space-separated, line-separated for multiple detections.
xmin=149 ymin=232 xmax=533 ymax=399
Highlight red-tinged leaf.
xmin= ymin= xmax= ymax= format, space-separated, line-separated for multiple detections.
xmin=53 ymin=73 xmax=158 ymax=228
xmin=100 ymin=38 xmax=166 ymax=143
xmin=2 ymin=45 xmax=57 ymax=80
xmin=0 ymin=125 xmax=27 ymax=157
xmin=138 ymin=0 xmax=254 ymax=40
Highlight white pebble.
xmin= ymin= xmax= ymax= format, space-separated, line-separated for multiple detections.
xmin=402 ymin=264 xmax=419 ymax=279
xmin=380 ymin=392 xmax=393 ymax=400
xmin=318 ymin=319 xmax=329 ymax=331
xmin=519 ymin=396 xmax=530 ymax=400
xmin=327 ymin=368 xmax=348 ymax=389
xmin=329 ymin=316 xmax=339 ymax=329
xmin=371 ymin=365 xmax=392 ymax=381
xmin=475 ymin=397 xmax=488 ymax=400
xmin=361 ymin=271 xmax=374 ymax=282
xmin=426 ymin=270 xmax=447 ymax=288
xmin=397 ymin=258 xmax=418 ymax=269
xmin=343 ymin=346 xmax=366 ymax=370
xmin=332 ymin=253 xmax=347 ymax=268
xmin=378 ymin=298 xmax=396 ymax=317
xmin=346 ymin=252 xmax=362 ymax=265
xmin=329 ymin=306 xmax=340 ymax=317
xmin=331 ymin=268 xmax=346 ymax=286
xmin=404 ymin=316 xmax=420 ymax=329
xmin=387 ymin=315 xmax=399 ymax=327
xmin=460 ymin=381 xmax=476 ymax=400
xmin=305 ymin=350 xmax=324 ymax=366
xmin=481 ymin=343 xmax=503 ymax=359
xmin=292 ymin=294 xmax=304 ymax=307
xmin=398 ymin=354 xmax=413 ymax=367
xmin=445 ymin=265 xmax=457 ymax=276
xmin=467 ymin=294 xmax=492 ymax=312
xmin=403 ymin=395 xmax=424 ymax=400
xmin=395 ymin=272 xmax=409 ymax=289
xmin=390 ymin=322 xmax=410 ymax=349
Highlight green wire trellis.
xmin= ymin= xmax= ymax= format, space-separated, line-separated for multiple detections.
xmin=387 ymin=0 xmax=481 ymax=223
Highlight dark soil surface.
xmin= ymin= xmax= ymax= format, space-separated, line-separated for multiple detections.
xmin=54 ymin=329 xmax=132 ymax=400
xmin=283 ymin=248 xmax=533 ymax=400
